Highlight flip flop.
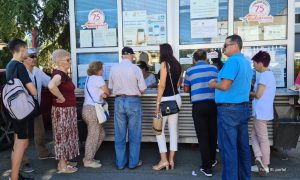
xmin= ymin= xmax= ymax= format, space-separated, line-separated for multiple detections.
xmin=57 ymin=165 xmax=78 ymax=174
xmin=67 ymin=161 xmax=78 ymax=167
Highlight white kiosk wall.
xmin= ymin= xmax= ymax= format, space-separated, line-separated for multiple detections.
xmin=69 ymin=0 xmax=294 ymax=89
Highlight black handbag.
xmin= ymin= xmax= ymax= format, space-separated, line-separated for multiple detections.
xmin=160 ymin=63 xmax=180 ymax=116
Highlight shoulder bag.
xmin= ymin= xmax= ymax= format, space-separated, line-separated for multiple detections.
xmin=159 ymin=63 xmax=180 ymax=116
xmin=85 ymin=77 xmax=109 ymax=124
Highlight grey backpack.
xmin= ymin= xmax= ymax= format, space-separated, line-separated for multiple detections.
xmin=2 ymin=65 xmax=36 ymax=120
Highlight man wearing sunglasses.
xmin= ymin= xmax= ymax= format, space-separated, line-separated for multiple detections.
xmin=208 ymin=35 xmax=252 ymax=180
xmin=21 ymin=49 xmax=53 ymax=173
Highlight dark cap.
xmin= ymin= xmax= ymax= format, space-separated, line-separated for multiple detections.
xmin=122 ymin=47 xmax=135 ymax=55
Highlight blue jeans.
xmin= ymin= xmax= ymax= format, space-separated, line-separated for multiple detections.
xmin=114 ymin=96 xmax=142 ymax=169
xmin=217 ymin=104 xmax=251 ymax=180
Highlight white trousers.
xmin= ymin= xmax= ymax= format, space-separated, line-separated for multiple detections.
xmin=156 ymin=94 xmax=182 ymax=153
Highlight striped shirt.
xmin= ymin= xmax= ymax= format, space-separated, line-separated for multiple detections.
xmin=184 ymin=61 xmax=218 ymax=103
xmin=108 ymin=59 xmax=147 ymax=96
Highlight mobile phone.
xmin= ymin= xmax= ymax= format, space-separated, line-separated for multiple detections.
xmin=137 ymin=29 xmax=145 ymax=44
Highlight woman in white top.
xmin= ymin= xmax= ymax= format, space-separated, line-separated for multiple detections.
xmin=250 ymin=51 xmax=276 ymax=177
xmin=82 ymin=61 xmax=109 ymax=168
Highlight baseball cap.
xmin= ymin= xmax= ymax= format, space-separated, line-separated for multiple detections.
xmin=122 ymin=47 xmax=135 ymax=55
xmin=28 ymin=48 xmax=37 ymax=55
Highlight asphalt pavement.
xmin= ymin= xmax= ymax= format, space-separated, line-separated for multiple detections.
xmin=1 ymin=139 xmax=300 ymax=180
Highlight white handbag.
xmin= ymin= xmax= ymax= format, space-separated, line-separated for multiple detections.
xmin=86 ymin=77 xmax=110 ymax=124
xmin=94 ymin=102 xmax=109 ymax=124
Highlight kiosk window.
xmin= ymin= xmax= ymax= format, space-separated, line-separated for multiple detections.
xmin=122 ymin=0 xmax=167 ymax=46
xmin=77 ymin=52 xmax=119 ymax=88
xmin=179 ymin=0 xmax=228 ymax=45
xmin=75 ymin=0 xmax=118 ymax=48
xmin=234 ymin=0 xmax=288 ymax=41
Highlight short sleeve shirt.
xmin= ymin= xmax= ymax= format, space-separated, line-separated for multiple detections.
xmin=6 ymin=60 xmax=31 ymax=86
xmin=84 ymin=75 xmax=106 ymax=105
xmin=252 ymin=71 xmax=276 ymax=120
xmin=215 ymin=53 xmax=253 ymax=103
xmin=184 ymin=61 xmax=218 ymax=103
xmin=108 ymin=59 xmax=147 ymax=96
xmin=145 ymin=73 xmax=156 ymax=87
xmin=295 ymin=72 xmax=300 ymax=85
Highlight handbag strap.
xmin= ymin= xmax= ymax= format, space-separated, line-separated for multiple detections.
xmin=167 ymin=62 xmax=176 ymax=96
xmin=85 ymin=76 xmax=105 ymax=105
xmin=33 ymin=76 xmax=38 ymax=100
xmin=85 ymin=76 xmax=97 ymax=104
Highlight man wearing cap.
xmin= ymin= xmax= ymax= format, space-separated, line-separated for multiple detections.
xmin=109 ymin=46 xmax=147 ymax=169
xmin=21 ymin=49 xmax=54 ymax=172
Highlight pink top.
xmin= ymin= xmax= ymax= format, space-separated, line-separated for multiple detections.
xmin=295 ymin=72 xmax=300 ymax=85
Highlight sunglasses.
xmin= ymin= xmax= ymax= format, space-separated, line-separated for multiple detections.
xmin=29 ymin=54 xmax=37 ymax=58
xmin=223 ymin=43 xmax=235 ymax=49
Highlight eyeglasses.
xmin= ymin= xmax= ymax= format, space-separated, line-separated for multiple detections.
xmin=62 ymin=58 xmax=71 ymax=62
xmin=223 ymin=43 xmax=235 ymax=49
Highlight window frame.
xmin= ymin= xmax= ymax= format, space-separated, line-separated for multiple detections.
xmin=69 ymin=0 xmax=294 ymax=88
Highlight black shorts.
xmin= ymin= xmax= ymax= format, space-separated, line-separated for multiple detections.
xmin=12 ymin=116 xmax=34 ymax=139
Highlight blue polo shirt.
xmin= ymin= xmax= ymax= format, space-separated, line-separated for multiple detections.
xmin=184 ymin=61 xmax=218 ymax=103
xmin=215 ymin=53 xmax=252 ymax=103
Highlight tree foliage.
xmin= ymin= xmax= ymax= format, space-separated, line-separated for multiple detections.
xmin=0 ymin=0 xmax=69 ymax=69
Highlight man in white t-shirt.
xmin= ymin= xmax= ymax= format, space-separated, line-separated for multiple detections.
xmin=250 ymin=51 xmax=276 ymax=177
xmin=22 ymin=49 xmax=53 ymax=173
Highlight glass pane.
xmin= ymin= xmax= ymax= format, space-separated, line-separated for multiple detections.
xmin=77 ymin=52 xmax=119 ymax=88
xmin=75 ymin=0 xmax=118 ymax=48
xmin=122 ymin=0 xmax=167 ymax=46
xmin=242 ymin=45 xmax=287 ymax=87
xmin=234 ymin=0 xmax=288 ymax=41
xmin=179 ymin=46 xmax=287 ymax=88
xmin=179 ymin=0 xmax=228 ymax=44
xmin=179 ymin=48 xmax=225 ymax=72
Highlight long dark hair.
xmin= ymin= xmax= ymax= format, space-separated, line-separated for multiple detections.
xmin=159 ymin=43 xmax=181 ymax=73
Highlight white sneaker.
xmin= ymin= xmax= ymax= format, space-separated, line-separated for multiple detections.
xmin=84 ymin=161 xmax=102 ymax=168
xmin=212 ymin=160 xmax=218 ymax=167
xmin=255 ymin=158 xmax=268 ymax=176
xmin=251 ymin=165 xmax=259 ymax=172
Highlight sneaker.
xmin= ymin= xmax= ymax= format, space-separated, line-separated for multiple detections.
xmin=93 ymin=159 xmax=101 ymax=163
xmin=212 ymin=160 xmax=218 ymax=167
xmin=251 ymin=165 xmax=259 ymax=172
xmin=255 ymin=158 xmax=268 ymax=176
xmin=21 ymin=163 xmax=35 ymax=173
xmin=19 ymin=173 xmax=35 ymax=180
xmin=129 ymin=160 xmax=143 ymax=169
xmin=39 ymin=152 xmax=55 ymax=160
xmin=200 ymin=168 xmax=212 ymax=177
xmin=83 ymin=161 xmax=102 ymax=168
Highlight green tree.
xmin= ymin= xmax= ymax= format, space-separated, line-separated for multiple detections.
xmin=0 ymin=0 xmax=69 ymax=69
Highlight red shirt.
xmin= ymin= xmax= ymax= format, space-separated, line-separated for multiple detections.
xmin=51 ymin=69 xmax=76 ymax=107
xmin=295 ymin=72 xmax=300 ymax=85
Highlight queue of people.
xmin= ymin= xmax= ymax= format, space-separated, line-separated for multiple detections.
xmin=4 ymin=35 xmax=276 ymax=180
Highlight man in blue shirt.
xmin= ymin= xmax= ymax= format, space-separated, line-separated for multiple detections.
xmin=208 ymin=35 xmax=253 ymax=180
xmin=184 ymin=49 xmax=218 ymax=177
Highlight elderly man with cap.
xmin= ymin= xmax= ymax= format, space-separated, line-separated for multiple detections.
xmin=109 ymin=46 xmax=147 ymax=170
xmin=21 ymin=48 xmax=54 ymax=172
